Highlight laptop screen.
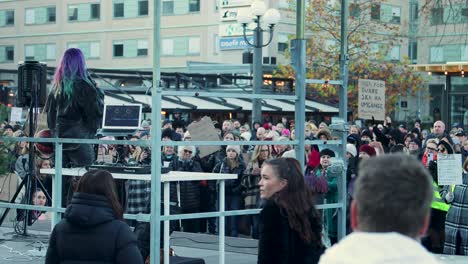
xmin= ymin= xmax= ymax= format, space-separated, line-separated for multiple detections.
xmin=102 ymin=104 xmax=142 ymax=130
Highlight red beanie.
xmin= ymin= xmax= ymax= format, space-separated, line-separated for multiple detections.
xmin=359 ymin=144 xmax=376 ymax=156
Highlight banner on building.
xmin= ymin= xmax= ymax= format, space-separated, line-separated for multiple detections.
xmin=358 ymin=79 xmax=386 ymax=121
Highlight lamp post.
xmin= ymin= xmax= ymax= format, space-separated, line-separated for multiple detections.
xmin=238 ymin=0 xmax=280 ymax=126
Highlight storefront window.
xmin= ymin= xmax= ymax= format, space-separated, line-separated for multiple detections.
xmin=450 ymin=77 xmax=468 ymax=130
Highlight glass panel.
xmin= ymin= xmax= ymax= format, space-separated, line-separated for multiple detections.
xmin=162 ymin=39 xmax=173 ymax=55
xmin=173 ymin=38 xmax=188 ymax=56
xmin=114 ymin=3 xmax=124 ymax=17
xmin=124 ymin=0 xmax=138 ymax=17
xmin=47 ymin=7 xmax=56 ymax=22
xmin=188 ymin=37 xmax=200 ymax=54
xmin=68 ymin=6 xmax=78 ymax=21
xmin=35 ymin=45 xmax=46 ymax=60
xmin=139 ymin=0 xmax=148 ymax=16
xmin=6 ymin=10 xmax=13 ymax=25
xmin=68 ymin=43 xmax=79 ymax=48
xmin=0 ymin=10 xmax=5 ymax=26
xmin=430 ymin=46 xmax=444 ymax=62
xmin=25 ymin=9 xmax=35 ymax=24
xmin=124 ymin=40 xmax=137 ymax=57
xmin=450 ymin=94 xmax=468 ymax=131
xmin=35 ymin=8 xmax=47 ymax=24
xmin=444 ymin=45 xmax=460 ymax=61
xmin=137 ymin=40 xmax=148 ymax=56
xmin=0 ymin=46 xmax=5 ymax=62
xmin=189 ymin=0 xmax=200 ymax=12
xmin=25 ymin=45 xmax=34 ymax=58
xmin=461 ymin=45 xmax=468 ymax=61
xmin=91 ymin=4 xmax=100 ymax=19
xmin=46 ymin=44 xmax=56 ymax=60
xmin=5 ymin=46 xmax=13 ymax=61
xmin=78 ymin=4 xmax=91 ymax=21
xmin=174 ymin=0 xmax=189 ymax=15
xmin=113 ymin=44 xmax=124 ymax=57
xmin=162 ymin=1 xmax=174 ymax=15
xmin=90 ymin=42 xmax=100 ymax=58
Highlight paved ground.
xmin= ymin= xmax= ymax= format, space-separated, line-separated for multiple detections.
xmin=1 ymin=218 xmax=468 ymax=264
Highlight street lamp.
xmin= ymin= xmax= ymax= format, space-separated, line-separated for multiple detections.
xmin=237 ymin=0 xmax=280 ymax=126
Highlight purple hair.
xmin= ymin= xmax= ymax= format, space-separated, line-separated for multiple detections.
xmin=53 ymin=48 xmax=91 ymax=98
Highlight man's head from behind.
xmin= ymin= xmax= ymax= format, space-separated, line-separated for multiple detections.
xmin=351 ymin=154 xmax=432 ymax=239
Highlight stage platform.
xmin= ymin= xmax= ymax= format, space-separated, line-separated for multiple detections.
xmin=1 ymin=220 xmax=468 ymax=264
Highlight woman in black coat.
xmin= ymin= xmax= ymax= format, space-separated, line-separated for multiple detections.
xmin=45 ymin=170 xmax=143 ymax=264
xmin=258 ymin=158 xmax=324 ymax=264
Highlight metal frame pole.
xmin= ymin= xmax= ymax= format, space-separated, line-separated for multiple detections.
xmin=338 ymin=0 xmax=349 ymax=240
xmin=218 ymin=180 xmax=226 ymax=264
xmin=150 ymin=0 xmax=163 ymax=263
xmin=52 ymin=143 xmax=63 ymax=226
xmin=252 ymin=19 xmax=263 ymax=124
xmin=293 ymin=0 xmax=306 ymax=168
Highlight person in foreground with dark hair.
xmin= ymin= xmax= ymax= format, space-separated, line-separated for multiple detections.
xmin=319 ymin=154 xmax=438 ymax=264
xmin=45 ymin=170 xmax=143 ymax=264
xmin=257 ymin=158 xmax=324 ymax=264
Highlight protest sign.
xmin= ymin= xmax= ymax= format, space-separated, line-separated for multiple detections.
xmin=437 ymin=154 xmax=463 ymax=185
xmin=358 ymin=79 xmax=386 ymax=121
xmin=187 ymin=116 xmax=220 ymax=158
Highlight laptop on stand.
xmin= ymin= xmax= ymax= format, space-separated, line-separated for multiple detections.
xmin=97 ymin=103 xmax=143 ymax=137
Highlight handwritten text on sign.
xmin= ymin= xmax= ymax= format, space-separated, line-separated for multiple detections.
xmin=437 ymin=154 xmax=463 ymax=185
xmin=358 ymin=79 xmax=386 ymax=121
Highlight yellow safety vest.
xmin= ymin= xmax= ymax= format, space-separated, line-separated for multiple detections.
xmin=431 ymin=181 xmax=452 ymax=212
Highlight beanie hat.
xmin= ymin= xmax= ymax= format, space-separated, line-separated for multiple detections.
xmin=437 ymin=140 xmax=454 ymax=154
xmin=361 ymin=129 xmax=373 ymax=139
xmin=319 ymin=148 xmax=335 ymax=158
xmin=226 ymin=145 xmax=240 ymax=154
xmin=359 ymin=144 xmax=377 ymax=156
xmin=162 ymin=119 xmax=172 ymax=127
xmin=281 ymin=128 xmax=291 ymax=137
xmin=346 ymin=144 xmax=357 ymax=157
xmin=347 ymin=134 xmax=360 ymax=146
xmin=316 ymin=129 xmax=332 ymax=140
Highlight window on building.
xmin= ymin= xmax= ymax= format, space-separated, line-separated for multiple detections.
xmin=408 ymin=41 xmax=418 ymax=64
xmin=162 ymin=36 xmax=200 ymax=56
xmin=163 ymin=0 xmax=200 ymax=15
xmin=69 ymin=3 xmax=101 ymax=22
xmin=443 ymin=4 xmax=468 ymax=24
xmin=25 ymin=6 xmax=56 ymax=25
xmin=0 ymin=10 xmax=14 ymax=26
xmin=113 ymin=0 xmax=149 ymax=18
xmin=113 ymin=40 xmax=148 ymax=57
xmin=189 ymin=0 xmax=200 ymax=12
xmin=461 ymin=45 xmax=468 ymax=61
xmin=430 ymin=46 xmax=444 ymax=62
xmin=163 ymin=0 xmax=174 ymax=15
xmin=386 ymin=46 xmax=400 ymax=61
xmin=349 ymin=3 xmax=361 ymax=18
xmin=371 ymin=4 xmax=400 ymax=24
xmin=47 ymin=7 xmax=56 ymax=22
xmin=68 ymin=42 xmax=100 ymax=59
xmin=431 ymin=8 xmax=444 ymax=25
xmin=139 ymin=0 xmax=149 ymax=16
xmin=277 ymin=34 xmax=289 ymax=53
xmin=0 ymin=46 xmax=14 ymax=63
xmin=114 ymin=1 xmax=124 ymax=17
xmin=24 ymin=44 xmax=56 ymax=61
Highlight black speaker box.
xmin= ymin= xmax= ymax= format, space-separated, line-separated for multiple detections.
xmin=17 ymin=61 xmax=47 ymax=107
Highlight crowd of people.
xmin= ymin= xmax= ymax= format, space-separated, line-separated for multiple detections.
xmin=2 ymin=47 xmax=468 ymax=263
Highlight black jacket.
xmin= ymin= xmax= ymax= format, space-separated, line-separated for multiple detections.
xmin=45 ymin=193 xmax=143 ymax=264
xmin=258 ymin=200 xmax=324 ymax=264
xmin=169 ymin=158 xmax=203 ymax=211
xmin=47 ymin=78 xmax=104 ymax=141
xmin=213 ymin=157 xmax=246 ymax=195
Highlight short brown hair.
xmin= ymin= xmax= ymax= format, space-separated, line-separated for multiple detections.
xmin=355 ymin=154 xmax=432 ymax=238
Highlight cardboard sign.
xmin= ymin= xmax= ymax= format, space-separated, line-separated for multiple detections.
xmin=10 ymin=107 xmax=22 ymax=122
xmin=437 ymin=154 xmax=463 ymax=185
xmin=187 ymin=116 xmax=221 ymax=158
xmin=358 ymin=79 xmax=386 ymax=121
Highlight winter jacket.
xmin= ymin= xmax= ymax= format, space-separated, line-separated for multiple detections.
xmin=47 ymin=78 xmax=104 ymax=147
xmin=169 ymin=158 xmax=202 ymax=211
xmin=45 ymin=193 xmax=143 ymax=264
xmin=258 ymin=199 xmax=324 ymax=264
xmin=213 ymin=157 xmax=246 ymax=196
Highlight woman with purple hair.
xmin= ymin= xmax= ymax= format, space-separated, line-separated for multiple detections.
xmin=46 ymin=48 xmax=103 ymax=204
